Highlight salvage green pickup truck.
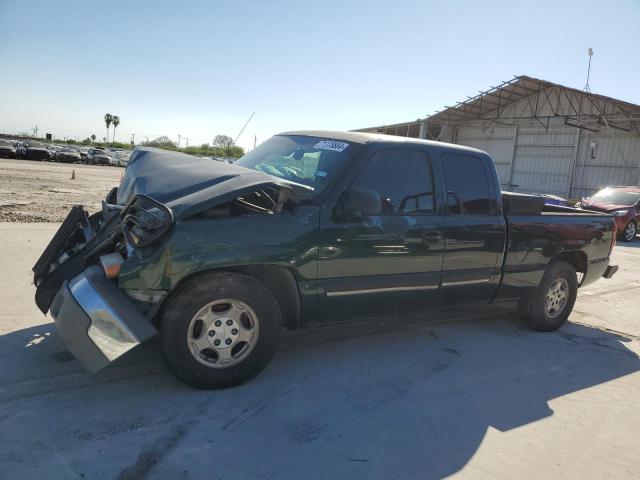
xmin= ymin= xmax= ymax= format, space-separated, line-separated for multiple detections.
xmin=34 ymin=131 xmax=618 ymax=388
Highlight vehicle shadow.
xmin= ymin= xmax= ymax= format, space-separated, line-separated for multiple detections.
xmin=617 ymin=238 xmax=640 ymax=248
xmin=0 ymin=311 xmax=638 ymax=480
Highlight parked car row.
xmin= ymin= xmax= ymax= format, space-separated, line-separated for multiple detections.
xmin=112 ymin=150 xmax=130 ymax=167
xmin=0 ymin=139 xmax=18 ymax=158
xmin=18 ymin=141 xmax=53 ymax=160
xmin=85 ymin=148 xmax=112 ymax=165
xmin=0 ymin=138 xmax=131 ymax=166
xmin=56 ymin=147 xmax=82 ymax=163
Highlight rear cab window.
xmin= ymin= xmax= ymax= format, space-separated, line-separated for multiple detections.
xmin=441 ymin=153 xmax=494 ymax=215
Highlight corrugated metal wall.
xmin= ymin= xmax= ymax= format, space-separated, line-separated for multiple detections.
xmin=510 ymin=120 xmax=577 ymax=196
xmin=456 ymin=119 xmax=578 ymax=195
xmin=448 ymin=95 xmax=640 ymax=198
xmin=572 ymin=132 xmax=640 ymax=198
xmin=361 ymin=86 xmax=640 ymax=199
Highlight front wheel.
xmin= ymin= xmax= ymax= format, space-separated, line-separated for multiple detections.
xmin=159 ymin=272 xmax=282 ymax=389
xmin=621 ymin=221 xmax=636 ymax=242
xmin=517 ymin=261 xmax=578 ymax=332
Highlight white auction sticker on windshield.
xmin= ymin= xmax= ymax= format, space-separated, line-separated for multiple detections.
xmin=313 ymin=140 xmax=349 ymax=152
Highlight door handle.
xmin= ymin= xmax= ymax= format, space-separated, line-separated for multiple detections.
xmin=422 ymin=231 xmax=443 ymax=244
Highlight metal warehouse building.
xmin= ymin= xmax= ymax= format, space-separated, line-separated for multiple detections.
xmin=357 ymin=75 xmax=640 ymax=198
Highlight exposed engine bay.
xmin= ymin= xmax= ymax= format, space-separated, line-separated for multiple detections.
xmin=194 ymin=186 xmax=290 ymax=219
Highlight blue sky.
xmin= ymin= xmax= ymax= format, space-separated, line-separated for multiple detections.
xmin=1 ymin=0 xmax=639 ymax=151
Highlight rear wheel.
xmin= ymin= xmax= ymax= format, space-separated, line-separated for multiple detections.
xmin=517 ymin=261 xmax=578 ymax=332
xmin=621 ymin=221 xmax=636 ymax=242
xmin=159 ymin=271 xmax=282 ymax=389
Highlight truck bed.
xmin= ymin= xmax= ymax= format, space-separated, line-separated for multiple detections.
xmin=495 ymin=193 xmax=615 ymax=302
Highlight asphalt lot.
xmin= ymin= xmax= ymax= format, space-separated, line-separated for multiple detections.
xmin=1 ymin=161 xmax=639 ymax=479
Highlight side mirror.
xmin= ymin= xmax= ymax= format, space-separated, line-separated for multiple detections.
xmin=337 ymin=188 xmax=382 ymax=221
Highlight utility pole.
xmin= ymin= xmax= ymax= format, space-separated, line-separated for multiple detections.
xmin=177 ymin=134 xmax=181 ymax=148
xmin=145 ymin=136 xmax=149 ymax=144
xmin=33 ymin=126 xmax=39 ymax=138
xmin=131 ymin=133 xmax=135 ymax=145
xmin=254 ymin=135 xmax=257 ymax=150
xmin=184 ymin=138 xmax=189 ymax=148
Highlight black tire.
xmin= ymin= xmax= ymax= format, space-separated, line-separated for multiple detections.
xmin=159 ymin=271 xmax=282 ymax=389
xmin=620 ymin=221 xmax=636 ymax=242
xmin=517 ymin=261 xmax=578 ymax=332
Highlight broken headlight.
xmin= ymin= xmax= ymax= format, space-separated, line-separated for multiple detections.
xmin=121 ymin=194 xmax=173 ymax=248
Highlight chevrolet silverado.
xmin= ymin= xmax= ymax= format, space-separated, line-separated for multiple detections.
xmin=33 ymin=131 xmax=619 ymax=388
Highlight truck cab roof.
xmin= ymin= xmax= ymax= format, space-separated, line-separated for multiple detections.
xmin=280 ymin=130 xmax=486 ymax=155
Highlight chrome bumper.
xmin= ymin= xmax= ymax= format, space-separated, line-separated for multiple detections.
xmin=50 ymin=266 xmax=157 ymax=373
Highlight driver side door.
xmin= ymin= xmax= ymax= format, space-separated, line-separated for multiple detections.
xmin=314 ymin=148 xmax=445 ymax=321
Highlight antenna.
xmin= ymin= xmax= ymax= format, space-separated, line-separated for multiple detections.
xmin=584 ymin=48 xmax=593 ymax=93
xmin=234 ymin=112 xmax=255 ymax=145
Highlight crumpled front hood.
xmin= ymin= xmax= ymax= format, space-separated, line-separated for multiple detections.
xmin=117 ymin=147 xmax=310 ymax=219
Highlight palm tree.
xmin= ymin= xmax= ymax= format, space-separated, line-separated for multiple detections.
xmin=104 ymin=113 xmax=113 ymax=144
xmin=111 ymin=115 xmax=120 ymax=142
xmin=91 ymin=134 xmax=96 ymax=143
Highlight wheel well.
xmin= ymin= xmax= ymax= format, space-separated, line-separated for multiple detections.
xmin=157 ymin=265 xmax=301 ymax=330
xmin=551 ymin=250 xmax=587 ymax=279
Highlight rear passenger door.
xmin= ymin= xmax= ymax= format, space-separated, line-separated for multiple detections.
xmin=440 ymin=152 xmax=505 ymax=303
xmin=316 ymin=148 xmax=445 ymax=320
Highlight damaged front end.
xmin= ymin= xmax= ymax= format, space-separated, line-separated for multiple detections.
xmin=33 ymin=147 xmax=309 ymax=373
xmin=33 ymin=191 xmax=163 ymax=372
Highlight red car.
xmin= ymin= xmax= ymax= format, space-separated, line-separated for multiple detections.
xmin=580 ymin=186 xmax=640 ymax=242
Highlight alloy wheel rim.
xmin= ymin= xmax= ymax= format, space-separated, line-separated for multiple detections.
xmin=544 ymin=278 xmax=569 ymax=319
xmin=625 ymin=223 xmax=636 ymax=241
xmin=187 ymin=299 xmax=259 ymax=369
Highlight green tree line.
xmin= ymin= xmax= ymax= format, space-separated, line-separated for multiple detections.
xmin=25 ymin=134 xmax=245 ymax=158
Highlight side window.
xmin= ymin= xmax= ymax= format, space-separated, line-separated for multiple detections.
xmin=441 ymin=153 xmax=492 ymax=215
xmin=350 ymin=149 xmax=435 ymax=215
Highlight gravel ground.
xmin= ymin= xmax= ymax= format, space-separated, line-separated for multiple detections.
xmin=0 ymin=158 xmax=122 ymax=222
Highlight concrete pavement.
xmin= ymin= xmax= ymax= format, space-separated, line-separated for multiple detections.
xmin=0 ymin=222 xmax=638 ymax=479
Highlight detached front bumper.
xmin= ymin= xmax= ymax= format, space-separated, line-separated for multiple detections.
xmin=50 ymin=265 xmax=157 ymax=374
